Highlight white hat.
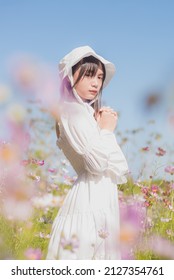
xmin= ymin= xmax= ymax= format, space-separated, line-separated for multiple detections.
xmin=59 ymin=46 xmax=115 ymax=88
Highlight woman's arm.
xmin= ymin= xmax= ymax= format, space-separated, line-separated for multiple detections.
xmin=60 ymin=107 xmax=129 ymax=183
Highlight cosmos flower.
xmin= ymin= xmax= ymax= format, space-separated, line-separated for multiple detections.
xmin=24 ymin=248 xmax=42 ymax=260
xmin=10 ymin=56 xmax=40 ymax=91
xmin=0 ymin=84 xmax=12 ymax=104
xmin=2 ymin=198 xmax=33 ymax=221
xmin=147 ymin=235 xmax=174 ymax=259
xmin=119 ymin=200 xmax=147 ymax=259
xmin=32 ymin=193 xmax=63 ymax=208
xmin=21 ymin=159 xmax=31 ymax=166
xmin=141 ymin=146 xmax=150 ymax=152
xmin=98 ymin=228 xmax=109 ymax=239
xmin=27 ymin=173 xmax=40 ymax=182
xmin=48 ymin=168 xmax=57 ymax=173
xmin=165 ymin=166 xmax=174 ymax=175
xmin=60 ymin=234 xmax=79 ymax=253
xmin=156 ymin=147 xmax=166 ymax=156
xmin=160 ymin=217 xmax=172 ymax=222
xmin=35 ymin=232 xmax=51 ymax=239
xmin=151 ymin=185 xmax=159 ymax=193
xmin=0 ymin=143 xmax=19 ymax=164
xmin=6 ymin=103 xmax=27 ymax=123
xmin=31 ymin=159 xmax=44 ymax=166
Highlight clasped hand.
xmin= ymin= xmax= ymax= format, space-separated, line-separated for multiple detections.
xmin=94 ymin=106 xmax=118 ymax=132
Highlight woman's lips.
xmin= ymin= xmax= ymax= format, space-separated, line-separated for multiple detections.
xmin=89 ymin=90 xmax=97 ymax=95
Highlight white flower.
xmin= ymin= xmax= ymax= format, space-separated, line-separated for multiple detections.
xmin=160 ymin=217 xmax=172 ymax=222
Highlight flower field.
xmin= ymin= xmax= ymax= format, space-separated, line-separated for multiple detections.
xmin=0 ymin=56 xmax=174 ymax=260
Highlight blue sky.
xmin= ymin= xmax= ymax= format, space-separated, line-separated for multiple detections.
xmin=0 ymin=0 xmax=174 ymax=177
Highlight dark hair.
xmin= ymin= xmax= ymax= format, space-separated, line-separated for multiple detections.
xmin=72 ymin=56 xmax=106 ymax=112
xmin=72 ymin=56 xmax=106 ymax=89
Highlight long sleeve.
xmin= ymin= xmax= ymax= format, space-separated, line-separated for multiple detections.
xmin=59 ymin=105 xmax=129 ymax=184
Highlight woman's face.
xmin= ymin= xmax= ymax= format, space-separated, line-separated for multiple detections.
xmin=73 ymin=65 xmax=104 ymax=101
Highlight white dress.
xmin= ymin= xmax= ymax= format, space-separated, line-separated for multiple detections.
xmin=46 ymin=98 xmax=129 ymax=260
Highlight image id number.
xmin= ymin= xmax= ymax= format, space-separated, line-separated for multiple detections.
xmin=104 ymin=266 xmax=164 ymax=276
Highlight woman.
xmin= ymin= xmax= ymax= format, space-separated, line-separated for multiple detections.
xmin=46 ymin=46 xmax=129 ymax=259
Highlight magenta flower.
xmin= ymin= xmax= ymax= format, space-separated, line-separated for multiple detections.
xmin=165 ymin=166 xmax=174 ymax=175
xmin=142 ymin=187 xmax=149 ymax=195
xmin=151 ymin=185 xmax=159 ymax=193
xmin=37 ymin=160 xmax=44 ymax=166
xmin=31 ymin=159 xmax=44 ymax=166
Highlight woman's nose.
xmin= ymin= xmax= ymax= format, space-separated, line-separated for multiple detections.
xmin=91 ymin=77 xmax=98 ymax=87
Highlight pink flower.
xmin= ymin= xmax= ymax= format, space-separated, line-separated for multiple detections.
xmin=21 ymin=159 xmax=31 ymax=166
xmin=141 ymin=146 xmax=150 ymax=152
xmin=144 ymin=201 xmax=150 ymax=207
xmin=156 ymin=147 xmax=166 ymax=156
xmin=147 ymin=235 xmax=174 ymax=259
xmin=31 ymin=159 xmax=44 ymax=166
xmin=151 ymin=185 xmax=159 ymax=193
xmin=25 ymin=248 xmax=42 ymax=260
xmin=165 ymin=166 xmax=174 ymax=175
xmin=48 ymin=168 xmax=57 ymax=173
xmin=142 ymin=187 xmax=149 ymax=194
xmin=60 ymin=234 xmax=79 ymax=253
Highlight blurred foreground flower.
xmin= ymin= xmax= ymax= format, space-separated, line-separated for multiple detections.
xmin=10 ymin=55 xmax=59 ymax=119
xmin=0 ymin=143 xmax=19 ymax=164
xmin=2 ymin=198 xmax=33 ymax=221
xmin=119 ymin=199 xmax=146 ymax=259
xmin=0 ymin=84 xmax=12 ymax=104
xmin=147 ymin=235 xmax=174 ymax=259
xmin=6 ymin=103 xmax=27 ymax=123
xmin=24 ymin=248 xmax=42 ymax=260
xmin=10 ymin=56 xmax=40 ymax=91
xmin=32 ymin=193 xmax=64 ymax=208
